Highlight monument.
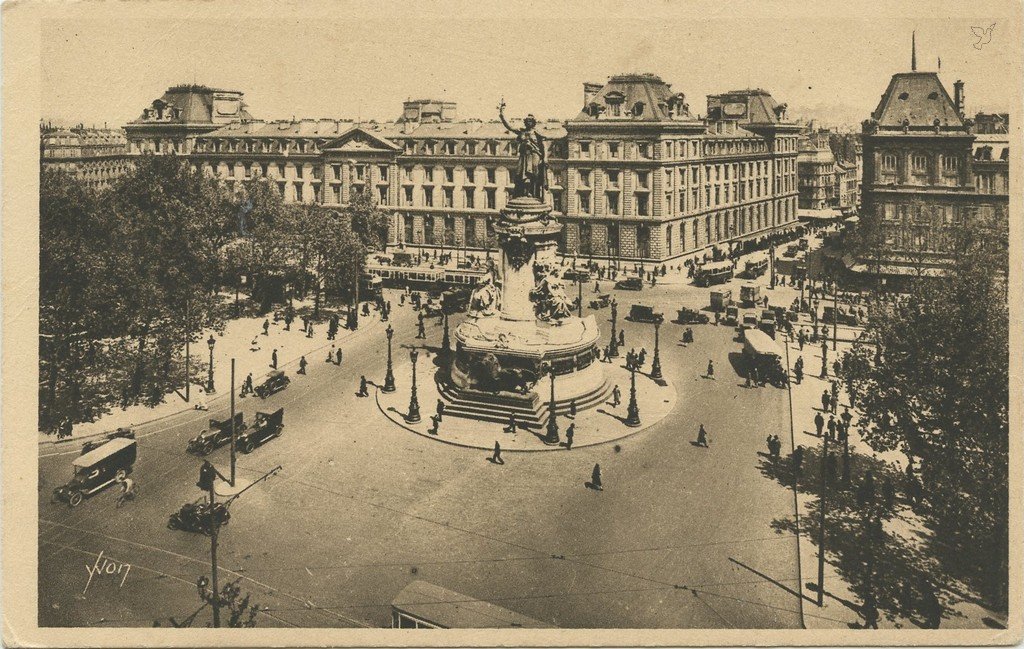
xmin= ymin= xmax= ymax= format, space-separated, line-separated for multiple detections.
xmin=437 ymin=101 xmax=608 ymax=433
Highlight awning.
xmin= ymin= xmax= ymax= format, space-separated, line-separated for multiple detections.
xmin=844 ymin=215 xmax=860 ymax=223
xmin=798 ymin=208 xmax=842 ymax=221
xmin=848 ymin=262 xmax=947 ymax=277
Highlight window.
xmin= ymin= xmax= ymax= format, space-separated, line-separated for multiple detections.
xmin=636 ymin=171 xmax=650 ymax=189
xmin=636 ymin=193 xmax=649 ymax=216
xmin=666 ymin=224 xmax=673 ymax=255
xmin=466 ymin=217 xmax=479 ymax=247
xmin=424 ymin=167 xmax=434 ymax=183
xmin=443 ymin=187 xmax=454 ymax=207
xmin=579 ymin=223 xmax=592 ymax=256
xmin=333 ymin=185 xmax=341 ymax=204
xmin=444 ymin=167 xmax=455 ymax=183
xmin=942 ymin=155 xmax=959 ymax=173
xmin=579 ymin=170 xmax=591 ymax=187
xmin=638 ymin=142 xmax=650 ymax=159
xmin=578 ymin=192 xmax=591 ymax=214
xmin=404 ymin=141 xmax=416 ymax=155
xmin=465 ymin=167 xmax=475 ymax=183
xmin=353 ymin=165 xmax=362 ymax=181
xmin=444 ymin=141 xmax=456 ymax=155
xmin=606 ymin=191 xmax=620 ymax=215
xmin=423 ymin=216 xmax=435 ymax=244
xmin=423 ymin=187 xmax=434 ymax=207
xmin=379 ymin=166 xmax=389 ymax=181
xmin=404 ymin=186 xmax=413 ymax=205
xmin=403 ymin=215 xmax=414 ymax=242
xmin=881 ymin=154 xmax=897 ymax=171
xmin=551 ymin=190 xmax=563 ymax=213
xmin=465 ymin=141 xmax=477 ymax=155
xmin=464 ymin=188 xmax=475 ymax=208
xmin=404 ymin=166 xmax=413 ymax=181
xmin=607 ymin=170 xmax=619 ymax=188
xmin=378 ymin=186 xmax=388 ymax=205
xmin=486 ymin=168 xmax=496 ymax=184
xmin=294 ymin=183 xmax=304 ymax=202
xmin=580 ymin=141 xmax=591 ymax=157
xmin=608 ymin=223 xmax=620 ymax=255
xmin=912 ymin=154 xmax=928 ymax=173
xmin=608 ymin=142 xmax=620 ymax=158
xmin=485 ymin=188 xmax=497 ymax=209
xmin=332 ymin=164 xmax=341 ymax=180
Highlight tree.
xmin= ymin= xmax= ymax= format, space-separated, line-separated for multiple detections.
xmin=841 ymin=213 xmax=1009 ymax=610
xmin=346 ymin=190 xmax=390 ymax=251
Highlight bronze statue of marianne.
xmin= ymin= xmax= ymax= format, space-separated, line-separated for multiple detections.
xmin=498 ymin=99 xmax=548 ymax=201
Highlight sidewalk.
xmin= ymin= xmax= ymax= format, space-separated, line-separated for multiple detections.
xmin=40 ymin=303 xmax=382 ymax=448
xmin=781 ymin=332 xmax=1005 ymax=630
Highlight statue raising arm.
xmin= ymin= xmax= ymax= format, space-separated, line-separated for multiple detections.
xmin=498 ymin=99 xmax=519 ymax=134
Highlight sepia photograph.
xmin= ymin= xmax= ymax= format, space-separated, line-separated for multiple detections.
xmin=2 ymin=0 xmax=1021 ymax=645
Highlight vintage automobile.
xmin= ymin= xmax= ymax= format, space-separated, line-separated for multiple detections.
xmin=744 ymin=253 xmax=769 ymax=279
xmin=743 ymin=328 xmax=789 ymax=387
xmin=562 ymin=268 xmax=591 ymax=283
xmin=759 ymin=309 xmax=777 ymax=338
xmin=710 ymin=289 xmax=733 ymax=312
xmin=614 ymin=277 xmax=644 ymax=291
xmin=254 ymin=371 xmax=290 ymax=399
xmin=723 ymin=305 xmax=740 ymax=327
xmin=54 ymin=437 xmax=137 ymax=507
xmin=740 ymin=283 xmax=762 ymax=308
xmin=628 ymin=304 xmax=663 ymax=324
xmin=81 ymin=427 xmax=135 ymax=455
xmin=741 ymin=311 xmax=760 ymax=330
xmin=822 ymin=305 xmax=860 ymax=326
xmin=167 ymin=500 xmax=230 ymax=535
xmin=676 ymin=306 xmax=710 ymax=325
xmin=694 ymin=260 xmax=734 ymax=287
xmin=187 ymin=413 xmax=246 ymax=456
xmin=589 ymin=293 xmax=612 ymax=310
xmin=236 ymin=408 xmax=284 ymax=453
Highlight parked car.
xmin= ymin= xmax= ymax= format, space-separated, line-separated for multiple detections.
xmin=187 ymin=413 xmax=246 ymax=456
xmin=54 ymin=437 xmax=137 ymax=507
xmin=615 ymin=277 xmax=644 ymax=291
xmin=629 ymin=304 xmax=663 ymax=324
xmin=723 ymin=305 xmax=740 ymax=327
xmin=740 ymin=284 xmax=762 ymax=308
xmin=589 ymin=294 xmax=612 ymax=310
xmin=741 ymin=312 xmax=759 ymax=330
xmin=168 ymin=500 xmax=230 ymax=535
xmin=676 ymin=307 xmax=710 ymax=325
xmin=759 ymin=309 xmax=777 ymax=338
xmin=255 ymin=371 xmax=290 ymax=399
xmin=236 ymin=408 xmax=284 ymax=453
xmin=710 ymin=289 xmax=733 ymax=312
xmin=81 ymin=427 xmax=135 ymax=455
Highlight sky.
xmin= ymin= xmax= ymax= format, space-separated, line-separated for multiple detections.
xmin=39 ymin=0 xmax=1021 ymax=130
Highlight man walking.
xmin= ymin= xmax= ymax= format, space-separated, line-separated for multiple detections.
xmin=618 ymin=329 xmax=625 ymax=347
xmin=263 ymin=319 xmax=270 ymax=336
xmin=416 ymin=319 xmax=427 ymax=339
xmin=565 ymin=423 xmax=575 ymax=450
xmin=827 ymin=414 xmax=837 ymax=440
xmin=242 ymin=373 xmax=254 ymax=397
xmin=271 ymin=348 xmax=278 ymax=370
xmin=336 ymin=348 xmax=343 ymax=365
xmin=706 ymin=360 xmax=715 ymax=380
xmin=696 ymin=424 xmax=709 ymax=447
xmin=298 ymin=355 xmax=308 ymax=375
xmin=357 ymin=375 xmax=369 ymax=397
xmin=436 ymin=399 xmax=445 ymax=422
xmin=503 ymin=412 xmax=518 ymax=434
xmin=814 ymin=411 xmax=825 ymax=437
xmin=831 ymin=381 xmax=840 ymax=413
xmin=611 ymin=384 xmax=621 ymax=408
xmin=569 ymin=400 xmax=577 ymax=419
xmin=821 ymin=389 xmax=831 ymax=413
xmin=491 ymin=441 xmax=504 ymax=464
xmin=590 ymin=464 xmax=603 ymax=491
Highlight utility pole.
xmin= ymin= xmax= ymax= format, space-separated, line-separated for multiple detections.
xmin=816 ymin=429 xmax=830 ymax=606
xmin=577 ymin=276 xmax=583 ymax=318
xmin=832 ymin=273 xmax=839 ymax=351
xmin=207 ymin=480 xmax=221 ymax=627
xmin=230 ymin=359 xmax=237 ymax=486
xmin=184 ymin=297 xmax=190 ymax=403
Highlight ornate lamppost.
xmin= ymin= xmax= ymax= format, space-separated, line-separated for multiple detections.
xmin=543 ymin=363 xmax=560 ymax=445
xmin=206 ymin=335 xmax=216 ymax=393
xmin=382 ymin=324 xmax=396 ymax=393
xmin=442 ymin=310 xmax=451 ymax=355
xmin=650 ymin=315 xmax=663 ymax=380
xmin=625 ymin=362 xmax=641 ymax=427
xmin=608 ymin=299 xmax=619 ymax=358
xmin=407 ymin=347 xmax=421 ymax=423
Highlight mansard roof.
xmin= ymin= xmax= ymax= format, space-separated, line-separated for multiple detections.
xmin=871 ymin=72 xmax=964 ymax=129
xmin=572 ymin=73 xmax=693 ymax=122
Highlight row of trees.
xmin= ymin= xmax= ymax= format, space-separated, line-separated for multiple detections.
xmin=40 ymin=155 xmax=389 ymax=430
xmin=840 ymin=210 xmax=1009 ymax=611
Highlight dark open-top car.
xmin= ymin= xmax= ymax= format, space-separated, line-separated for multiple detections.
xmin=615 ymin=277 xmax=644 ymax=291
xmin=676 ymin=307 xmax=710 ymax=325
xmin=187 ymin=413 xmax=246 ymax=456
xmin=255 ymin=371 xmax=290 ymax=399
xmin=236 ymin=408 xmax=284 ymax=453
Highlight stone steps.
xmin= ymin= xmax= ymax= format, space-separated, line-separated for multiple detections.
xmin=437 ymin=379 xmax=611 ymax=430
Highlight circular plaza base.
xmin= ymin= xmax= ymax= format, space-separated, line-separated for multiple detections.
xmin=376 ymin=357 xmax=676 ymax=451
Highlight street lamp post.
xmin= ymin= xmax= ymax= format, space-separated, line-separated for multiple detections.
xmin=206 ymin=335 xmax=216 ymax=393
xmin=543 ymin=364 xmax=560 ymax=445
xmin=832 ymin=272 xmax=839 ymax=351
xmin=816 ymin=429 xmax=831 ymax=606
xmin=442 ymin=311 xmax=451 ymax=355
xmin=650 ymin=316 xmax=663 ymax=380
xmin=407 ymin=348 xmax=421 ymax=424
xmin=577 ymin=276 xmax=583 ymax=318
xmin=382 ymin=324 xmax=396 ymax=393
xmin=608 ymin=299 xmax=619 ymax=358
xmin=769 ymin=235 xmax=777 ymax=289
xmin=625 ymin=363 xmax=641 ymax=427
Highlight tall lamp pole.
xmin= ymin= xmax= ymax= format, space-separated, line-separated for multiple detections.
xmin=206 ymin=335 xmax=216 ymax=393
xmin=407 ymin=348 xmax=421 ymax=423
xmin=229 ymin=358 xmax=236 ymax=485
xmin=382 ymin=324 xmax=396 ymax=393
xmin=650 ymin=315 xmax=663 ymax=380
xmin=816 ymin=429 xmax=831 ymax=606
xmin=609 ymin=299 xmax=620 ymax=358
xmin=184 ymin=297 xmax=191 ymax=403
xmin=577 ymin=275 xmax=583 ymax=317
xmin=832 ymin=272 xmax=839 ymax=351
xmin=625 ymin=363 xmax=641 ymax=427
xmin=543 ymin=364 xmax=560 ymax=445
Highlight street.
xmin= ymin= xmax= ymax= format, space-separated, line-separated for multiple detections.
xmin=38 ymin=265 xmax=804 ymax=629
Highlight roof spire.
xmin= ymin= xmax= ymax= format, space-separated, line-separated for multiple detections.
xmin=912 ymin=31 xmax=917 ymax=71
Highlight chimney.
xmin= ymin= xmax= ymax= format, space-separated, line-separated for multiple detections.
xmin=583 ymin=82 xmax=602 ymax=107
xmin=953 ymin=80 xmax=965 ymax=117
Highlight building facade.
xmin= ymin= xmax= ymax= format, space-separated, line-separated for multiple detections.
xmin=122 ymin=76 xmax=802 ymax=262
xmin=40 ymin=123 xmax=132 ymax=190
xmin=858 ymin=61 xmax=1009 ymax=277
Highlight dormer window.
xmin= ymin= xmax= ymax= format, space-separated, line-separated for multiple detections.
xmin=605 ymin=91 xmax=625 ymax=117
xmin=898 ymin=92 xmax=909 ymax=100
xmin=632 ymin=102 xmax=645 ymax=117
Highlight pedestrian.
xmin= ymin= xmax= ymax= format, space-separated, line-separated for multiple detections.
xmin=821 ymin=390 xmax=831 ymax=412
xmin=298 ymin=355 xmax=308 ymax=375
xmin=336 ymin=348 xmax=343 ymax=365
xmin=271 ymin=348 xmax=278 ymax=369
xmin=814 ymin=411 xmax=825 ymax=437
xmin=827 ymin=415 xmax=836 ymax=440
xmin=565 ymin=423 xmax=575 ymax=450
xmin=706 ymin=360 xmax=715 ymax=380
xmin=503 ymin=412 xmax=518 ymax=434
xmin=307 ymin=323 xmax=314 ymax=338
xmin=427 ymin=414 xmax=440 ymax=435
xmin=715 ymin=310 xmax=721 ymax=326
xmin=696 ymin=424 xmax=709 ymax=447
xmin=833 ymin=359 xmax=842 ymax=377
xmin=791 ymin=445 xmax=805 ymax=476
xmin=831 ymin=381 xmax=840 ymax=412
xmin=752 ymin=366 xmax=760 ymax=387
xmin=263 ymin=319 xmax=270 ymax=336
xmin=860 ymin=592 xmax=880 ymax=629
xmin=284 ymin=312 xmax=293 ymax=331
xmin=357 ymin=375 xmax=368 ymax=397
xmin=821 ymin=341 xmax=828 ymax=365
xmin=798 ymin=329 xmax=805 ymax=350
xmin=921 ymin=582 xmax=943 ymax=628
xmin=242 ymin=373 xmax=253 ymax=397
xmin=326 ymin=345 xmax=336 ymax=363
xmin=436 ymin=399 xmax=445 ymax=421
xmin=618 ymin=330 xmax=625 ymax=347
xmin=794 ymin=364 xmax=803 ymax=384
xmin=590 ymin=463 xmax=603 ymax=490
xmin=417 ymin=320 xmax=426 ymax=339
xmin=491 ymin=441 xmax=504 ymax=464
xmin=766 ymin=435 xmax=775 ymax=457
xmin=638 ymin=348 xmax=647 ymax=367
xmin=611 ymin=384 xmax=621 ymax=407
xmin=569 ymin=399 xmax=577 ymax=419
xmin=841 ymin=406 xmax=852 ymax=430
xmin=820 ymin=357 xmax=828 ymax=378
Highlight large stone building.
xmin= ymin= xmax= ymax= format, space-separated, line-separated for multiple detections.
xmin=857 ymin=51 xmax=1009 ymax=278
xmin=39 ymin=123 xmax=132 ymax=190
xmin=797 ymin=128 xmax=860 ymax=220
xmin=120 ymin=76 xmax=802 ymax=262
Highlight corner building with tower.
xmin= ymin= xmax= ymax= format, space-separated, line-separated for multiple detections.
xmin=123 ymin=75 xmax=802 ymax=263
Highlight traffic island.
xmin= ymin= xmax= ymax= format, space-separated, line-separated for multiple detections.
xmin=376 ymin=357 xmax=676 ymax=451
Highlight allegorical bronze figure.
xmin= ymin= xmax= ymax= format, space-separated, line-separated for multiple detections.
xmin=498 ymin=99 xmax=547 ymax=201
